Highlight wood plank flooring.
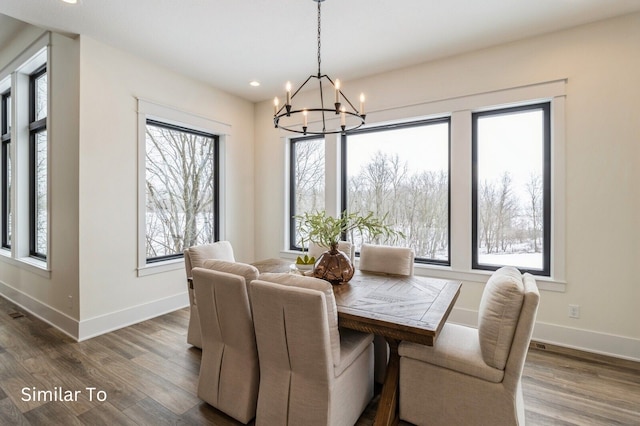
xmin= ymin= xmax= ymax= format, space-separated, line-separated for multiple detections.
xmin=0 ymin=295 xmax=638 ymax=425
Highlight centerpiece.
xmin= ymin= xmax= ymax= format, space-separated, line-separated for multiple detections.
xmin=295 ymin=210 xmax=401 ymax=284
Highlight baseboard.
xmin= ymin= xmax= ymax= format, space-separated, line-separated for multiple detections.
xmin=449 ymin=307 xmax=640 ymax=363
xmin=77 ymin=293 xmax=189 ymax=341
xmin=0 ymin=280 xmax=79 ymax=339
xmin=0 ymin=279 xmax=189 ymax=342
xmin=529 ymin=341 xmax=640 ymax=372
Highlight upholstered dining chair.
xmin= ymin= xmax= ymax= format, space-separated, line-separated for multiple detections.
xmin=358 ymin=242 xmax=415 ymax=276
xmin=191 ymin=260 xmax=260 ymax=424
xmin=358 ymin=243 xmax=415 ymax=383
xmin=184 ymin=241 xmax=235 ymax=348
xmin=398 ymin=266 xmax=540 ymax=426
xmin=308 ymin=240 xmax=355 ymax=263
xmin=250 ymin=273 xmax=374 ymax=426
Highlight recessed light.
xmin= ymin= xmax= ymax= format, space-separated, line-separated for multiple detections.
xmin=61 ymin=0 xmax=78 ymax=3
xmin=249 ymin=81 xmax=260 ymax=87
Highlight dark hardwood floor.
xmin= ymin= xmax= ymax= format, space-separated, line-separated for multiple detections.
xmin=0 ymin=295 xmax=638 ymax=425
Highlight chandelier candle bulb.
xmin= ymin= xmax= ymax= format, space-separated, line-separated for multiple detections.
xmin=340 ymin=107 xmax=346 ymax=126
xmin=286 ymin=82 xmax=292 ymax=106
xmin=360 ymin=93 xmax=365 ymax=116
xmin=335 ymin=79 xmax=341 ymax=103
xmin=303 ymin=109 xmax=308 ymax=127
xmin=274 ymin=97 xmax=279 ymax=115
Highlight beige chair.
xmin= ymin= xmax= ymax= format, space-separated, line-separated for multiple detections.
xmin=359 ymin=243 xmax=415 ymax=383
xmin=184 ymin=241 xmax=235 ymax=348
xmin=308 ymin=240 xmax=355 ymax=263
xmin=358 ymin=242 xmax=415 ymax=276
xmin=398 ymin=266 xmax=540 ymax=426
xmin=192 ymin=260 xmax=260 ymax=424
xmin=250 ymin=273 xmax=374 ymax=426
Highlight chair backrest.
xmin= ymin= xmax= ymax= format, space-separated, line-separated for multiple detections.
xmin=358 ymin=243 xmax=415 ymax=276
xmin=308 ymin=241 xmax=355 ymax=263
xmin=249 ymin=277 xmax=335 ymax=425
xmin=504 ymin=272 xmax=540 ymax=390
xmin=203 ymin=259 xmax=257 ymax=293
xmin=477 ymin=267 xmax=539 ymax=389
xmin=184 ymin=241 xmax=235 ymax=279
xmin=192 ymin=264 xmax=259 ymax=361
xmin=192 ymin=264 xmax=260 ymax=421
xmin=477 ymin=267 xmax=525 ymax=370
xmin=256 ymin=272 xmax=341 ymax=366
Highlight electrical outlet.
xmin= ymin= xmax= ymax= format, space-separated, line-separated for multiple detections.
xmin=568 ymin=304 xmax=580 ymax=318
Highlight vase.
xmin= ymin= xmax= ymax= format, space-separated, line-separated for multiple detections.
xmin=313 ymin=247 xmax=354 ymax=284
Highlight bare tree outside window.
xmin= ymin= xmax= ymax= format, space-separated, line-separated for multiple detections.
xmin=290 ymin=137 xmax=325 ymax=248
xmin=345 ymin=120 xmax=450 ymax=263
xmin=34 ymin=131 xmax=47 ymax=255
xmin=474 ymin=104 xmax=549 ymax=273
xmin=30 ymin=67 xmax=47 ymax=258
xmin=145 ymin=121 xmax=217 ymax=261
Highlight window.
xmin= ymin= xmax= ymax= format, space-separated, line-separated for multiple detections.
xmin=289 ymin=136 xmax=325 ymax=249
xmin=29 ymin=65 xmax=47 ymax=259
xmin=144 ymin=119 xmax=219 ymax=263
xmin=342 ymin=119 xmax=450 ymax=264
xmin=284 ymin=81 xmax=565 ymax=284
xmin=1 ymin=90 xmax=10 ymax=249
xmin=472 ymin=103 xmax=551 ymax=276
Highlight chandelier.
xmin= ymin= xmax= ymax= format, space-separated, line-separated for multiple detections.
xmin=273 ymin=0 xmax=366 ymax=136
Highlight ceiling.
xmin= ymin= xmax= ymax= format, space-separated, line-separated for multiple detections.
xmin=1 ymin=0 xmax=640 ymax=103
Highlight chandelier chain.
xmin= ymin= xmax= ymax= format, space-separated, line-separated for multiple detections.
xmin=317 ymin=0 xmax=322 ymax=76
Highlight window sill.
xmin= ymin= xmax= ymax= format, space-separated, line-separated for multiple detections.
xmin=412 ymin=263 xmax=566 ymax=292
xmin=137 ymin=257 xmax=184 ymax=277
xmin=278 ymin=250 xmax=566 ymax=292
xmin=0 ymin=250 xmax=51 ymax=278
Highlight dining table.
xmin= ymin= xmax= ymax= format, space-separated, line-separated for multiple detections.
xmin=251 ymin=258 xmax=462 ymax=426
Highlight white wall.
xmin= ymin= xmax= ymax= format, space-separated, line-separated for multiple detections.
xmin=76 ymin=36 xmax=256 ymax=339
xmin=255 ymin=13 xmax=640 ymax=360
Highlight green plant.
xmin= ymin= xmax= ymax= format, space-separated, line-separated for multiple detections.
xmin=295 ymin=210 xmax=402 ymax=251
xmin=295 ymin=254 xmax=316 ymax=265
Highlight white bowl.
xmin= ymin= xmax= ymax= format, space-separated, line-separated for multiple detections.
xmin=294 ymin=263 xmax=314 ymax=271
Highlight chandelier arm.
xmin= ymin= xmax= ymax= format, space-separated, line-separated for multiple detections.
xmin=274 ymin=74 xmax=315 ymax=116
xmin=318 ymin=76 xmax=327 ymax=132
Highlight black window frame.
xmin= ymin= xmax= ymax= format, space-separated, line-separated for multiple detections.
xmin=288 ymin=135 xmax=326 ymax=251
xmin=1 ymin=90 xmax=10 ymax=249
xmin=471 ymin=102 xmax=551 ymax=276
xmin=29 ymin=64 xmax=47 ymax=260
xmin=340 ymin=117 xmax=452 ymax=265
xmin=144 ymin=119 xmax=220 ymax=264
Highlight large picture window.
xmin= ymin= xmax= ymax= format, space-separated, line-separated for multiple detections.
xmin=144 ymin=119 xmax=219 ymax=262
xmin=342 ymin=119 xmax=450 ymax=264
xmin=289 ymin=136 xmax=325 ymax=249
xmin=29 ymin=65 xmax=47 ymax=259
xmin=1 ymin=90 xmax=10 ymax=249
xmin=472 ymin=103 xmax=551 ymax=275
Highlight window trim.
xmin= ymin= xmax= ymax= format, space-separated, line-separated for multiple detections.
xmin=471 ymin=102 xmax=551 ymax=276
xmin=136 ymin=98 xmax=231 ymax=276
xmin=340 ymin=117 xmax=452 ymax=266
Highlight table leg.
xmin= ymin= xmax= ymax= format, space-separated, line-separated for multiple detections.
xmin=373 ymin=338 xmax=400 ymax=426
